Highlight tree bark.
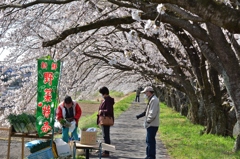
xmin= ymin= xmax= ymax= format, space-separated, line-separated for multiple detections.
xmin=234 ymin=135 xmax=240 ymax=152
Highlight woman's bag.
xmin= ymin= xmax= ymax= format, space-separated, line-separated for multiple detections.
xmin=99 ymin=115 xmax=114 ymax=126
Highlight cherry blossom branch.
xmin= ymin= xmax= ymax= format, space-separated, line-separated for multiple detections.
xmin=151 ymin=0 xmax=240 ymax=33
xmin=42 ymin=17 xmax=135 ymax=47
xmin=164 ymin=4 xmax=204 ymax=22
xmin=107 ymin=0 xmax=138 ymax=9
xmin=0 ymin=0 xmax=76 ymax=9
xmin=114 ymin=0 xmax=240 ymax=33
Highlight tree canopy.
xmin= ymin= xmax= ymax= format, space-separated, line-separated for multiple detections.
xmin=1 ymin=0 xmax=240 ymax=151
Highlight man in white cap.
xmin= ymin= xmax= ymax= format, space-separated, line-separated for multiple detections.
xmin=136 ymin=86 xmax=160 ymax=159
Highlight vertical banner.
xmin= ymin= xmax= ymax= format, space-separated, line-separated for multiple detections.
xmin=36 ymin=59 xmax=61 ymax=137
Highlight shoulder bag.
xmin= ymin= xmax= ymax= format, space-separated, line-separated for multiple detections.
xmin=99 ymin=114 xmax=114 ymax=126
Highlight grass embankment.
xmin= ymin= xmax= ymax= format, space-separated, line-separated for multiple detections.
xmin=78 ymin=92 xmax=135 ymax=129
xmin=159 ymin=103 xmax=240 ymax=159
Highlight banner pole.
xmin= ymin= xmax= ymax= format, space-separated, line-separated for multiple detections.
xmin=51 ymin=60 xmax=62 ymax=148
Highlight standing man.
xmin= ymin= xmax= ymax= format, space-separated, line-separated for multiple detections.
xmin=136 ymin=86 xmax=160 ymax=159
xmin=135 ymin=87 xmax=141 ymax=102
xmin=56 ymin=95 xmax=82 ymax=143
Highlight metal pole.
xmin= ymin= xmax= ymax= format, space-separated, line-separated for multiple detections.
xmin=99 ymin=142 xmax=102 ymax=159
xmin=73 ymin=141 xmax=76 ymax=159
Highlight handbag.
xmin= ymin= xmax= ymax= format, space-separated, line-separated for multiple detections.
xmin=99 ymin=115 xmax=114 ymax=126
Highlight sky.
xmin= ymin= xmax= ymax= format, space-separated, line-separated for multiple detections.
xmin=0 ymin=48 xmax=9 ymax=61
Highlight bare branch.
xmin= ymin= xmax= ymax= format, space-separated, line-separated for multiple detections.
xmin=42 ymin=16 xmax=135 ymax=47
xmin=165 ymin=4 xmax=204 ymax=22
xmin=0 ymin=0 xmax=76 ymax=9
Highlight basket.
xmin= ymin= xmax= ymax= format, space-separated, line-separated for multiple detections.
xmin=27 ymin=147 xmax=54 ymax=159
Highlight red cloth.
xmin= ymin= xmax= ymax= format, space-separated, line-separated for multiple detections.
xmin=56 ymin=101 xmax=82 ymax=126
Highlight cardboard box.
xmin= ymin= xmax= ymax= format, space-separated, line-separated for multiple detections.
xmin=101 ymin=143 xmax=116 ymax=152
xmin=80 ymin=130 xmax=97 ymax=145
xmin=54 ymin=138 xmax=71 ymax=157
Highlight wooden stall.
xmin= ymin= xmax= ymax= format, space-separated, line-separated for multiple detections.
xmin=4 ymin=126 xmax=52 ymax=159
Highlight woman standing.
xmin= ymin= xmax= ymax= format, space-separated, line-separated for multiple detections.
xmin=97 ymin=86 xmax=115 ymax=157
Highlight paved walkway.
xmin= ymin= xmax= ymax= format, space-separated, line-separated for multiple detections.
xmin=90 ymin=99 xmax=170 ymax=159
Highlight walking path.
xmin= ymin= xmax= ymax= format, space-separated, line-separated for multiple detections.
xmin=1 ymin=96 xmax=170 ymax=159
xmin=90 ymin=99 xmax=170 ymax=159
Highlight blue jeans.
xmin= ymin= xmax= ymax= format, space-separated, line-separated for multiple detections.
xmin=146 ymin=126 xmax=158 ymax=159
xmin=62 ymin=126 xmax=78 ymax=143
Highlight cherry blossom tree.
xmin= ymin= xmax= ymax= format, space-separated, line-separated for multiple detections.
xmin=1 ymin=0 xmax=240 ymax=151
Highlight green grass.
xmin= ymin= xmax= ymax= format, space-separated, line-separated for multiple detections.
xmin=91 ymin=90 xmax=125 ymax=101
xmin=159 ymin=103 xmax=240 ymax=159
xmin=78 ymin=93 xmax=135 ymax=129
xmin=109 ymin=90 xmax=124 ymax=98
xmin=75 ymin=156 xmax=85 ymax=159
xmin=77 ymin=90 xmax=126 ymax=105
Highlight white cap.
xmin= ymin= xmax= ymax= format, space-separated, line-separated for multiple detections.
xmin=141 ymin=86 xmax=154 ymax=93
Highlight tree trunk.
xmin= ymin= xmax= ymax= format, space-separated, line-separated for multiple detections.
xmin=227 ymin=107 xmax=237 ymax=137
xmin=167 ymin=90 xmax=172 ymax=108
xmin=170 ymin=89 xmax=180 ymax=112
xmin=148 ymin=35 xmax=200 ymax=123
xmin=176 ymin=91 xmax=189 ymax=117
xmin=186 ymin=94 xmax=199 ymax=123
xmin=205 ymin=23 xmax=240 ymax=149
xmin=200 ymin=59 xmax=227 ymax=135
xmin=233 ymin=135 xmax=240 ymax=152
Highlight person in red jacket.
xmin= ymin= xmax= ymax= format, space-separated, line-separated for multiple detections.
xmin=56 ymin=96 xmax=82 ymax=143
xmin=97 ymin=86 xmax=115 ymax=157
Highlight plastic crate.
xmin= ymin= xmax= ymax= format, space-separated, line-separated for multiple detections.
xmin=27 ymin=147 xmax=54 ymax=159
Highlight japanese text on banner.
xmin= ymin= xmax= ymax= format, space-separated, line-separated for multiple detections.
xmin=36 ymin=59 xmax=60 ymax=137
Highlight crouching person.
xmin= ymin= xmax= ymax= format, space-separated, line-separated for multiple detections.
xmin=56 ymin=96 xmax=82 ymax=143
